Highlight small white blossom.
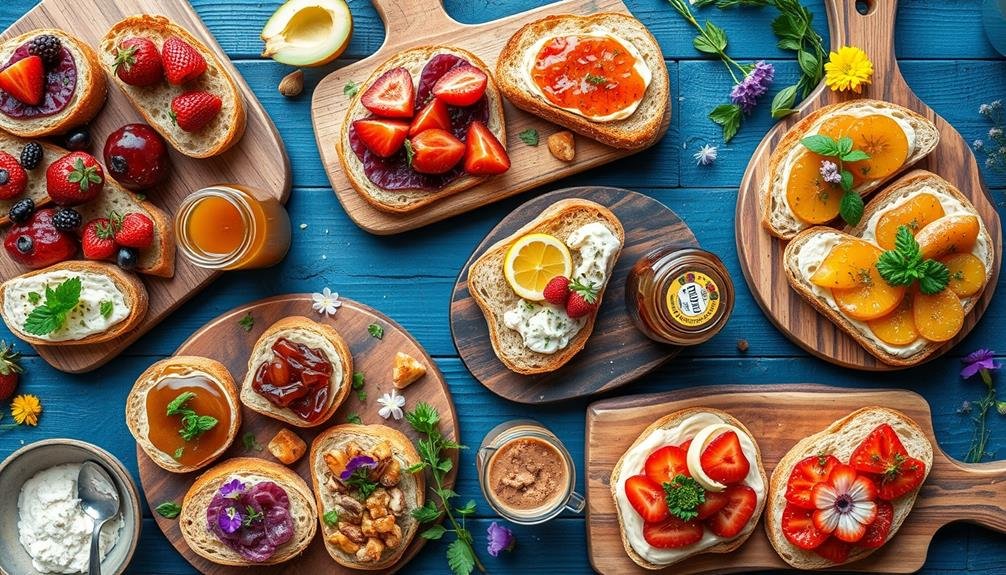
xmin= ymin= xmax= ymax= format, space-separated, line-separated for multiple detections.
xmin=311 ymin=287 xmax=342 ymax=316
xmin=974 ymin=139 xmax=985 ymax=150
xmin=377 ymin=389 xmax=406 ymax=420
xmin=990 ymin=127 xmax=1003 ymax=139
xmin=980 ymin=103 xmax=993 ymax=117
xmin=693 ymin=144 xmax=718 ymax=166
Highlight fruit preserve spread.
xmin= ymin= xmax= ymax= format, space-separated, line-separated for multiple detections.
xmin=145 ymin=368 xmax=233 ymax=468
xmin=253 ymin=337 xmax=335 ymax=423
xmin=2 ymin=270 xmax=130 ymax=342
xmin=207 ymin=478 xmax=294 ymax=563
xmin=0 ymin=43 xmax=77 ymax=119
xmin=524 ymin=32 xmax=651 ymax=122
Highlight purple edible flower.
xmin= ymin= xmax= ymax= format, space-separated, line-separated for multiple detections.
xmin=340 ymin=455 xmax=377 ymax=481
xmin=220 ymin=478 xmax=245 ymax=499
xmin=219 ymin=506 xmax=242 ymax=534
xmin=961 ymin=348 xmax=1000 ymax=380
xmin=486 ymin=521 xmax=516 ymax=557
xmin=819 ymin=160 xmax=842 ymax=184
xmin=729 ymin=61 xmax=774 ymax=114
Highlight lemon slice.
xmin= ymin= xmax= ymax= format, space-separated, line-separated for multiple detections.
xmin=503 ymin=233 xmax=573 ymax=301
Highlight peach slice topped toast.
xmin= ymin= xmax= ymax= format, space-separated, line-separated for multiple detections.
xmin=784 ymin=170 xmax=993 ymax=367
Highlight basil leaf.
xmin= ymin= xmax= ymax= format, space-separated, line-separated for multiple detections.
xmin=155 ymin=501 xmax=181 ymax=519
xmin=797 ymin=49 xmax=819 ymax=78
xmin=839 ymin=191 xmax=864 ymax=226
xmin=771 ymin=84 xmax=799 ymax=119
xmin=709 ymin=104 xmax=742 ymax=143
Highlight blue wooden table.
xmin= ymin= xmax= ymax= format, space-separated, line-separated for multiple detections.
xmin=2 ymin=1 xmax=1004 ymax=573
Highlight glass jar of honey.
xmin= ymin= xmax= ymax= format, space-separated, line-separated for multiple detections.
xmin=175 ymin=185 xmax=291 ymax=270
xmin=625 ymin=245 xmax=734 ymax=346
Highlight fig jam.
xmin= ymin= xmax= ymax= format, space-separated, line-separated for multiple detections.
xmin=0 ymin=44 xmax=77 ymax=119
xmin=252 ymin=338 xmax=333 ymax=422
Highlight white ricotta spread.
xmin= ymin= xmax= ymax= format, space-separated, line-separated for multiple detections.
xmin=2 ymin=271 xmax=129 ymax=342
xmin=18 ymin=463 xmax=124 ymax=574
xmin=614 ymin=414 xmax=765 ymax=566
xmin=566 ymin=222 xmax=621 ymax=287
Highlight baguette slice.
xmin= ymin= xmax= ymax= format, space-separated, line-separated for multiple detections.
xmin=611 ymin=408 xmax=768 ymax=570
xmin=309 ymin=424 xmax=425 ymax=570
xmin=761 ymin=100 xmax=939 ymax=239
xmin=0 ymin=29 xmax=106 ymax=137
xmin=495 ymin=13 xmax=670 ymax=150
xmin=180 ymin=457 xmax=317 ymax=566
xmin=0 ymin=260 xmax=147 ymax=346
xmin=240 ymin=316 xmax=353 ymax=428
xmin=336 ymin=45 xmax=506 ymax=214
xmin=99 ymin=15 xmax=246 ymax=158
xmin=468 ymin=198 xmax=624 ymax=374
xmin=765 ymin=407 xmax=933 ymax=569
xmin=126 ymin=356 xmax=240 ymax=473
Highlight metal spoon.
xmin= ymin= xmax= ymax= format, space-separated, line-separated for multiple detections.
xmin=77 ymin=461 xmax=121 ymax=575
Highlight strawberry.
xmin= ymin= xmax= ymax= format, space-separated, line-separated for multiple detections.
xmin=113 ymin=37 xmax=163 ymax=87
xmin=409 ymin=98 xmax=451 ymax=136
xmin=813 ymin=537 xmax=851 ymax=564
xmin=46 ymin=152 xmax=104 ymax=206
xmin=0 ymin=151 xmax=28 ymax=200
xmin=4 ymin=208 xmax=77 ymax=268
xmin=353 ymin=118 xmax=410 ymax=158
xmin=0 ymin=55 xmax=45 ymax=106
xmin=679 ymin=439 xmax=693 ymax=452
xmin=565 ymin=278 xmax=599 ymax=318
xmin=464 ymin=120 xmax=510 ymax=175
xmin=112 ymin=212 xmax=154 ymax=249
xmin=849 ymin=424 xmax=926 ymax=500
xmin=781 ymin=503 xmax=829 ymax=550
xmin=624 ymin=474 xmax=669 ymax=523
xmin=785 ymin=454 xmax=841 ymax=509
xmin=705 ymin=484 xmax=757 ymax=538
xmin=432 ymin=64 xmax=488 ymax=107
xmin=695 ymin=489 xmax=729 ymax=520
xmin=642 ymin=516 xmax=704 ymax=549
xmin=699 ymin=430 xmax=751 ymax=485
xmin=161 ymin=36 xmax=206 ymax=85
xmin=81 ymin=218 xmax=118 ymax=260
xmin=643 ymin=445 xmax=690 ymax=484
xmin=871 ymin=456 xmax=926 ymax=501
xmin=409 ymin=129 xmax=464 ymax=174
xmin=361 ymin=67 xmax=415 ymax=118
xmin=858 ymin=499 xmax=893 ymax=549
xmin=542 ymin=276 xmax=571 ymax=306
xmin=0 ymin=340 xmax=23 ymax=401
xmin=171 ymin=91 xmax=222 ymax=132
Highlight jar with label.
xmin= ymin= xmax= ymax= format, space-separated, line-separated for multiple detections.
xmin=625 ymin=246 xmax=734 ymax=346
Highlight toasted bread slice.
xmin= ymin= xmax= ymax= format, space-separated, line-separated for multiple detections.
xmin=765 ymin=407 xmax=933 ymax=569
xmin=99 ymin=15 xmax=246 ymax=158
xmin=468 ymin=198 xmax=624 ymax=374
xmin=309 ymin=424 xmax=425 ymax=570
xmin=611 ymin=408 xmax=768 ymax=570
xmin=0 ymin=260 xmax=147 ymax=346
xmin=495 ymin=13 xmax=670 ymax=150
xmin=761 ymin=100 xmax=939 ymax=239
xmin=0 ymin=29 xmax=106 ymax=137
xmin=336 ymin=45 xmax=505 ymax=214
xmin=126 ymin=356 xmax=240 ymax=473
xmin=180 ymin=457 xmax=317 ymax=566
xmin=240 ymin=316 xmax=353 ymax=428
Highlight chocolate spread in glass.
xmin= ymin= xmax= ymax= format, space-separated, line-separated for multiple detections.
xmin=252 ymin=338 xmax=333 ymax=423
xmin=0 ymin=44 xmax=77 ymax=119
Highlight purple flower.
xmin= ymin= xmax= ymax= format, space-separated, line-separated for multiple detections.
xmin=219 ymin=506 xmax=242 ymax=534
xmin=961 ymin=348 xmax=999 ymax=379
xmin=486 ymin=521 xmax=516 ymax=557
xmin=220 ymin=478 xmax=245 ymax=499
xmin=819 ymin=160 xmax=842 ymax=184
xmin=340 ymin=455 xmax=376 ymax=481
xmin=730 ymin=61 xmax=775 ymax=114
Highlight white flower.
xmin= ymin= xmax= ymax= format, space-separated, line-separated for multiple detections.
xmin=311 ymin=287 xmax=342 ymax=316
xmin=980 ymin=103 xmax=992 ymax=117
xmin=377 ymin=389 xmax=406 ymax=420
xmin=974 ymin=139 xmax=985 ymax=150
xmin=693 ymin=144 xmax=718 ymax=166
xmin=811 ymin=465 xmax=877 ymax=542
xmin=990 ymin=127 xmax=1003 ymax=139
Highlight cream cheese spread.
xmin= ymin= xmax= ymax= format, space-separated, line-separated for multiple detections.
xmin=2 ymin=270 xmax=129 ymax=342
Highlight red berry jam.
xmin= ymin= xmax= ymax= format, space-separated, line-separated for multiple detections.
xmin=0 ymin=43 xmax=77 ymax=119
xmin=252 ymin=338 xmax=333 ymax=422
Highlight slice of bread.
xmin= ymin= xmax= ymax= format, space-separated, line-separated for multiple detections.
xmin=309 ymin=424 xmax=425 ymax=570
xmin=761 ymin=100 xmax=939 ymax=239
xmin=0 ymin=29 xmax=106 ymax=137
xmin=179 ymin=457 xmax=317 ymax=566
xmin=99 ymin=15 xmax=246 ymax=158
xmin=765 ymin=407 xmax=933 ymax=569
xmin=468 ymin=198 xmax=624 ymax=374
xmin=336 ymin=45 xmax=506 ymax=214
xmin=126 ymin=356 xmax=240 ymax=473
xmin=240 ymin=316 xmax=353 ymax=428
xmin=495 ymin=13 xmax=670 ymax=150
xmin=0 ymin=260 xmax=147 ymax=346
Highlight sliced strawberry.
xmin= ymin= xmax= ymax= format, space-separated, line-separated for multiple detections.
xmin=781 ymin=503 xmax=828 ymax=550
xmin=699 ymin=430 xmax=751 ymax=485
xmin=361 ymin=67 xmax=415 ymax=118
xmin=642 ymin=516 xmax=704 ymax=549
xmin=850 ymin=424 xmax=925 ymax=500
xmin=858 ymin=500 xmax=893 ymax=549
xmin=353 ymin=118 xmax=410 ymax=158
xmin=695 ymin=489 xmax=729 ymax=520
xmin=679 ymin=439 xmax=693 ymax=452
xmin=874 ymin=456 xmax=926 ymax=501
xmin=811 ymin=466 xmax=877 ymax=543
xmin=813 ymin=537 xmax=851 ymax=564
xmin=643 ymin=445 xmax=690 ymax=484
xmin=463 ymin=120 xmax=510 ymax=176
xmin=624 ymin=474 xmax=669 ymax=523
xmin=432 ymin=64 xmax=488 ymax=107
xmin=409 ymin=98 xmax=450 ymax=136
xmin=409 ymin=129 xmax=464 ymax=174
xmin=0 ymin=55 xmax=45 ymax=106
xmin=785 ymin=454 xmax=841 ymax=509
xmin=705 ymin=484 xmax=757 ymax=538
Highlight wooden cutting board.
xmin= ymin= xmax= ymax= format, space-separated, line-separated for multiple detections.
xmin=310 ymin=0 xmax=671 ymax=235
xmin=1 ymin=0 xmax=289 ymax=373
xmin=734 ymin=0 xmax=1003 ymax=370
xmin=450 ymin=187 xmax=698 ymax=404
xmin=138 ymin=294 xmax=458 ymax=575
xmin=585 ymin=385 xmax=1006 ymax=574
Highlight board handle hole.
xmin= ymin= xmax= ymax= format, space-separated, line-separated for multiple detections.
xmin=855 ymin=0 xmax=874 ymax=15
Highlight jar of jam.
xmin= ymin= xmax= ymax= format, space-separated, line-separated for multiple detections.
xmin=175 ymin=184 xmax=291 ymax=270
xmin=625 ymin=246 xmax=734 ymax=346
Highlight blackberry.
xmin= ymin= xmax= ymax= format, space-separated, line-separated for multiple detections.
xmin=116 ymin=247 xmax=139 ymax=270
xmin=52 ymin=208 xmax=82 ymax=232
xmin=8 ymin=198 xmax=34 ymax=224
xmin=27 ymin=34 xmax=62 ymax=68
xmin=19 ymin=142 xmax=43 ymax=170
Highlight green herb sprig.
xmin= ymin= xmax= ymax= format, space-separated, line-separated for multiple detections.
xmin=875 ymin=226 xmax=950 ymax=294
xmin=367 ymin=323 xmax=384 ymax=339
xmin=343 ymin=81 xmax=360 ymax=97
xmin=166 ymin=392 xmax=219 ymax=442
xmin=518 ymin=129 xmax=539 ymax=146
xmin=155 ymin=501 xmax=181 ymax=519
xmin=238 ymin=312 xmax=255 ymax=332
xmin=663 ymin=475 xmax=706 ymax=521
xmin=242 ymin=432 xmax=263 ymax=452
xmin=345 ymin=467 xmax=379 ymax=499
xmin=800 ymin=134 xmax=871 ymax=225
xmin=23 ymin=277 xmax=81 ymax=336
xmin=323 ymin=509 xmax=340 ymax=527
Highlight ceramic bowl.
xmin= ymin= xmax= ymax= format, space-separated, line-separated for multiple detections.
xmin=0 ymin=439 xmax=141 ymax=575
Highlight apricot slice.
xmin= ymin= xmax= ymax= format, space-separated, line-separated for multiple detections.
xmin=915 ymin=215 xmax=981 ymax=259
xmin=786 ymin=151 xmax=843 ymax=224
xmin=912 ymin=289 xmax=965 ymax=342
xmin=874 ymin=193 xmax=945 ymax=250
xmin=818 ymin=115 xmax=857 ymax=139
xmin=867 ymin=299 xmax=919 ymax=346
xmin=810 ymin=239 xmax=884 ymax=289
xmin=833 ymin=266 xmax=906 ymax=321
xmin=846 ymin=115 xmax=910 ymax=182
xmin=941 ymin=252 xmax=987 ymax=297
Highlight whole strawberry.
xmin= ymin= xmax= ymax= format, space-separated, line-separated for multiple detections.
xmin=162 ymin=36 xmax=206 ymax=85
xmin=0 ymin=151 xmax=28 ymax=200
xmin=46 ymin=152 xmax=104 ymax=206
xmin=114 ymin=37 xmax=163 ymax=87
xmin=171 ymin=91 xmax=222 ymax=132
xmin=82 ymin=218 xmax=117 ymax=260
xmin=543 ymin=276 xmax=571 ymax=306
xmin=112 ymin=211 xmax=154 ymax=249
xmin=0 ymin=340 xmax=22 ymax=401
xmin=565 ymin=279 xmax=599 ymax=319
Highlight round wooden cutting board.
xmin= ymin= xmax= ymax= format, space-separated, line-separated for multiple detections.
xmin=450 ymin=187 xmax=698 ymax=404
xmin=734 ymin=0 xmax=1002 ymax=370
xmin=138 ymin=294 xmax=458 ymax=575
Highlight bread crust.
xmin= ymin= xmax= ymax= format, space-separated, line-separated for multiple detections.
xmin=180 ymin=457 xmax=317 ymax=566
xmin=467 ymin=198 xmax=624 ymax=374
xmin=764 ymin=407 xmax=933 ymax=569
xmin=494 ymin=13 xmax=670 ymax=150
xmin=240 ymin=316 xmax=353 ymax=428
xmin=0 ymin=260 xmax=147 ymax=346
xmin=126 ymin=356 xmax=240 ymax=473
xmin=610 ymin=408 xmax=768 ymax=570
xmin=336 ymin=45 xmax=506 ymax=214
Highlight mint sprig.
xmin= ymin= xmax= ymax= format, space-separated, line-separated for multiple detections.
xmin=663 ymin=474 xmax=706 ymax=521
xmin=800 ymin=134 xmax=869 ymax=226
xmin=166 ymin=391 xmax=218 ymax=442
xmin=23 ymin=277 xmax=82 ymax=335
xmin=876 ymin=226 xmax=950 ymax=294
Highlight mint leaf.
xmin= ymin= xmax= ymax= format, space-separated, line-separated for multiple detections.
xmin=22 ymin=277 xmax=82 ymax=335
xmin=518 ymin=129 xmax=539 ymax=146
xmin=242 ymin=432 xmax=263 ymax=452
xmin=876 ymin=225 xmax=947 ymax=292
xmin=196 ymin=415 xmax=218 ymax=432
xmin=352 ymin=372 xmax=365 ymax=389
xmin=446 ymin=539 xmax=476 ymax=575
xmin=663 ymin=475 xmax=706 ymax=521
xmin=367 ymin=323 xmax=384 ymax=339
xmin=839 ymin=191 xmax=864 ymax=226
xmin=801 ymin=134 xmax=838 ymax=156
xmin=836 ymin=136 xmax=854 ymax=156
xmin=421 ymin=524 xmax=446 ymax=540
xmin=99 ymin=300 xmax=113 ymax=319
xmin=155 ymin=501 xmax=181 ymax=519
xmin=166 ymin=392 xmax=196 ymax=416
xmin=173 ymin=447 xmax=184 ymax=459
xmin=841 ymin=150 xmax=871 ymax=162
xmin=343 ymin=80 xmax=359 ymax=97
xmin=23 ymin=306 xmax=67 ymax=336
xmin=27 ymin=292 xmax=40 ymax=305
xmin=839 ymin=170 xmax=854 ymax=193
xmin=323 ymin=509 xmax=340 ymax=526
xmin=709 ymin=103 xmax=742 ymax=143
xmin=693 ymin=21 xmax=728 ymax=54
xmin=918 ymin=259 xmax=950 ymax=294
xmin=238 ymin=312 xmax=254 ymax=332
xmin=347 ymin=413 xmax=362 ymax=424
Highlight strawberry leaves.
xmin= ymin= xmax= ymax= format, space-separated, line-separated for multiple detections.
xmin=875 ymin=226 xmax=950 ymax=294
xmin=68 ymin=157 xmax=102 ymax=192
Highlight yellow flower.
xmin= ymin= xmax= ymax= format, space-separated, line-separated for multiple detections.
xmin=11 ymin=394 xmax=42 ymax=426
xmin=824 ymin=46 xmax=874 ymax=93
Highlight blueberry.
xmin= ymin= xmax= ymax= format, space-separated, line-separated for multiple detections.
xmin=15 ymin=235 xmax=33 ymax=254
xmin=8 ymin=198 xmax=34 ymax=224
xmin=116 ymin=247 xmax=139 ymax=270
xmin=64 ymin=127 xmax=91 ymax=151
